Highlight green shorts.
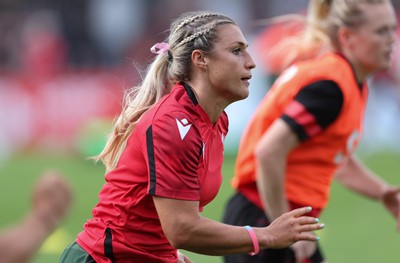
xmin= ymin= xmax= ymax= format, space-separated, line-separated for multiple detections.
xmin=59 ymin=242 xmax=96 ymax=263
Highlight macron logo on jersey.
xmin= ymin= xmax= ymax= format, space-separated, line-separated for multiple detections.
xmin=176 ymin=118 xmax=192 ymax=140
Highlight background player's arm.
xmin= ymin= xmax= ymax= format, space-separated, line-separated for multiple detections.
xmin=254 ymin=80 xmax=343 ymax=221
xmin=335 ymin=156 xmax=391 ymax=199
xmin=0 ymin=210 xmax=55 ymax=263
xmin=254 ymin=118 xmax=300 ymax=221
xmin=254 ymin=118 xmax=325 ymax=263
xmin=0 ymin=171 xmax=72 ymax=263
xmin=335 ymin=156 xmax=400 ymax=229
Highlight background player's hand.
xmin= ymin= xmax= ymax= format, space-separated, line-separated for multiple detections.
xmin=31 ymin=170 xmax=73 ymax=230
xmin=291 ymin=240 xmax=317 ymax=263
xmin=177 ymin=250 xmax=193 ymax=263
xmin=381 ymin=186 xmax=400 ymax=230
xmin=263 ymin=207 xmax=324 ymax=249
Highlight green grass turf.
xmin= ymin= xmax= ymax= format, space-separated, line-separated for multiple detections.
xmin=0 ymin=151 xmax=399 ymax=262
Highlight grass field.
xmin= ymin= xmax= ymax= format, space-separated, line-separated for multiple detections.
xmin=0 ymin=150 xmax=399 ymax=263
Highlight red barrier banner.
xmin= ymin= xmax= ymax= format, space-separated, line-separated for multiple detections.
xmin=0 ymin=71 xmax=124 ymax=153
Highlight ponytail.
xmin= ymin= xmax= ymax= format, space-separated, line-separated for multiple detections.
xmin=94 ymin=11 xmax=236 ymax=172
xmin=255 ymin=0 xmax=332 ymax=74
xmin=306 ymin=0 xmax=332 ymax=42
xmin=257 ymin=0 xmax=391 ymax=73
xmin=95 ymin=52 xmax=171 ymax=171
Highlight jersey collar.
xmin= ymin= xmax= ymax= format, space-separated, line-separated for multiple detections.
xmin=182 ymin=82 xmax=198 ymax=106
xmin=334 ymin=52 xmax=364 ymax=91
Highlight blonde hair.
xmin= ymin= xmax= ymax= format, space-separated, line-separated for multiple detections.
xmin=96 ymin=11 xmax=236 ymax=171
xmin=260 ymin=0 xmax=390 ymax=73
xmin=318 ymin=0 xmax=390 ymax=49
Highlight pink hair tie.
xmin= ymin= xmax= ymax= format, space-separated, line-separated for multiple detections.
xmin=150 ymin=42 xmax=170 ymax=55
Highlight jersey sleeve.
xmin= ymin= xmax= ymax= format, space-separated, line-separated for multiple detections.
xmin=281 ymin=80 xmax=343 ymax=141
xmin=144 ymin=111 xmax=203 ymax=201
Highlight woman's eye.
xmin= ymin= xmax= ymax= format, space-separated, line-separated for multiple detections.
xmin=377 ymin=28 xmax=388 ymax=35
xmin=376 ymin=27 xmax=394 ymax=35
xmin=232 ymin=48 xmax=241 ymax=55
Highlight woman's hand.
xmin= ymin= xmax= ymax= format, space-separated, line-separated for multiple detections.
xmin=291 ymin=240 xmax=317 ymax=263
xmin=262 ymin=207 xmax=324 ymax=249
xmin=177 ymin=250 xmax=193 ymax=263
xmin=32 ymin=170 xmax=73 ymax=231
xmin=381 ymin=186 xmax=400 ymax=230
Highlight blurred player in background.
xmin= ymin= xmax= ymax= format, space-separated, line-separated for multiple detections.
xmin=0 ymin=170 xmax=72 ymax=263
xmin=223 ymin=0 xmax=400 ymax=262
xmin=59 ymin=10 xmax=324 ymax=263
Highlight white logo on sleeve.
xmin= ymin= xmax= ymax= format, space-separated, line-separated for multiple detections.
xmin=176 ymin=118 xmax=192 ymax=140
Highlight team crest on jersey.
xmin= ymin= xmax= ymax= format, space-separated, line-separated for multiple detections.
xmin=333 ymin=129 xmax=361 ymax=164
xmin=346 ymin=130 xmax=360 ymax=154
xmin=176 ymin=118 xmax=192 ymax=140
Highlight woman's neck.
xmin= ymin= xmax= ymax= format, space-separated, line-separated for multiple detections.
xmin=339 ymin=50 xmax=368 ymax=83
xmin=185 ymin=81 xmax=226 ymax=124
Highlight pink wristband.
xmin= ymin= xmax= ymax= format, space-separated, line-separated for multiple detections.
xmin=244 ymin=225 xmax=259 ymax=256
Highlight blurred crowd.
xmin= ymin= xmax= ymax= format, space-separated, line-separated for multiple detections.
xmin=0 ymin=0 xmax=400 ymax=160
xmin=0 ymin=0 xmax=314 ymax=70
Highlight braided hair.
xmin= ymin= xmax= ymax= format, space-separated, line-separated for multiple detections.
xmin=96 ymin=11 xmax=237 ymax=171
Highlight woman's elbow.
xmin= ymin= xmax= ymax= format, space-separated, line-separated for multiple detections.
xmin=254 ymin=143 xmax=275 ymax=164
xmin=163 ymin=223 xmax=192 ymax=249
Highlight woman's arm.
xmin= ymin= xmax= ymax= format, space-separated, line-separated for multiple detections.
xmin=254 ymin=118 xmax=300 ymax=221
xmin=335 ymin=156 xmax=391 ymax=199
xmin=153 ymin=195 xmax=323 ymax=256
xmin=335 ymin=156 xmax=400 ymax=229
xmin=0 ymin=171 xmax=72 ymax=263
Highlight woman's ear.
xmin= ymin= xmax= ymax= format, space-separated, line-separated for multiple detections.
xmin=191 ymin=49 xmax=207 ymax=69
xmin=337 ymin=27 xmax=355 ymax=50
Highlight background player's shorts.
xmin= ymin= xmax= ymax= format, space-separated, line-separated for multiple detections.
xmin=222 ymin=192 xmax=325 ymax=263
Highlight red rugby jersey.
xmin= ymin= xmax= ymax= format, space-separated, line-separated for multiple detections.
xmin=77 ymin=82 xmax=228 ymax=263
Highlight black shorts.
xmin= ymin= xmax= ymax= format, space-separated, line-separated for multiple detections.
xmin=222 ymin=192 xmax=325 ymax=263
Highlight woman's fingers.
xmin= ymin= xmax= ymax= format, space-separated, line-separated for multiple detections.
xmin=298 ymin=224 xmax=325 ymax=235
xmin=293 ymin=229 xmax=322 ymax=242
xmin=288 ymin=207 xmax=325 ymax=233
xmin=177 ymin=250 xmax=193 ymax=263
xmin=264 ymin=206 xmax=325 ymax=248
xmin=289 ymin=206 xmax=313 ymax=217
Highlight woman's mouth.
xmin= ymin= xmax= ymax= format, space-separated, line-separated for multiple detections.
xmin=241 ymin=75 xmax=252 ymax=83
